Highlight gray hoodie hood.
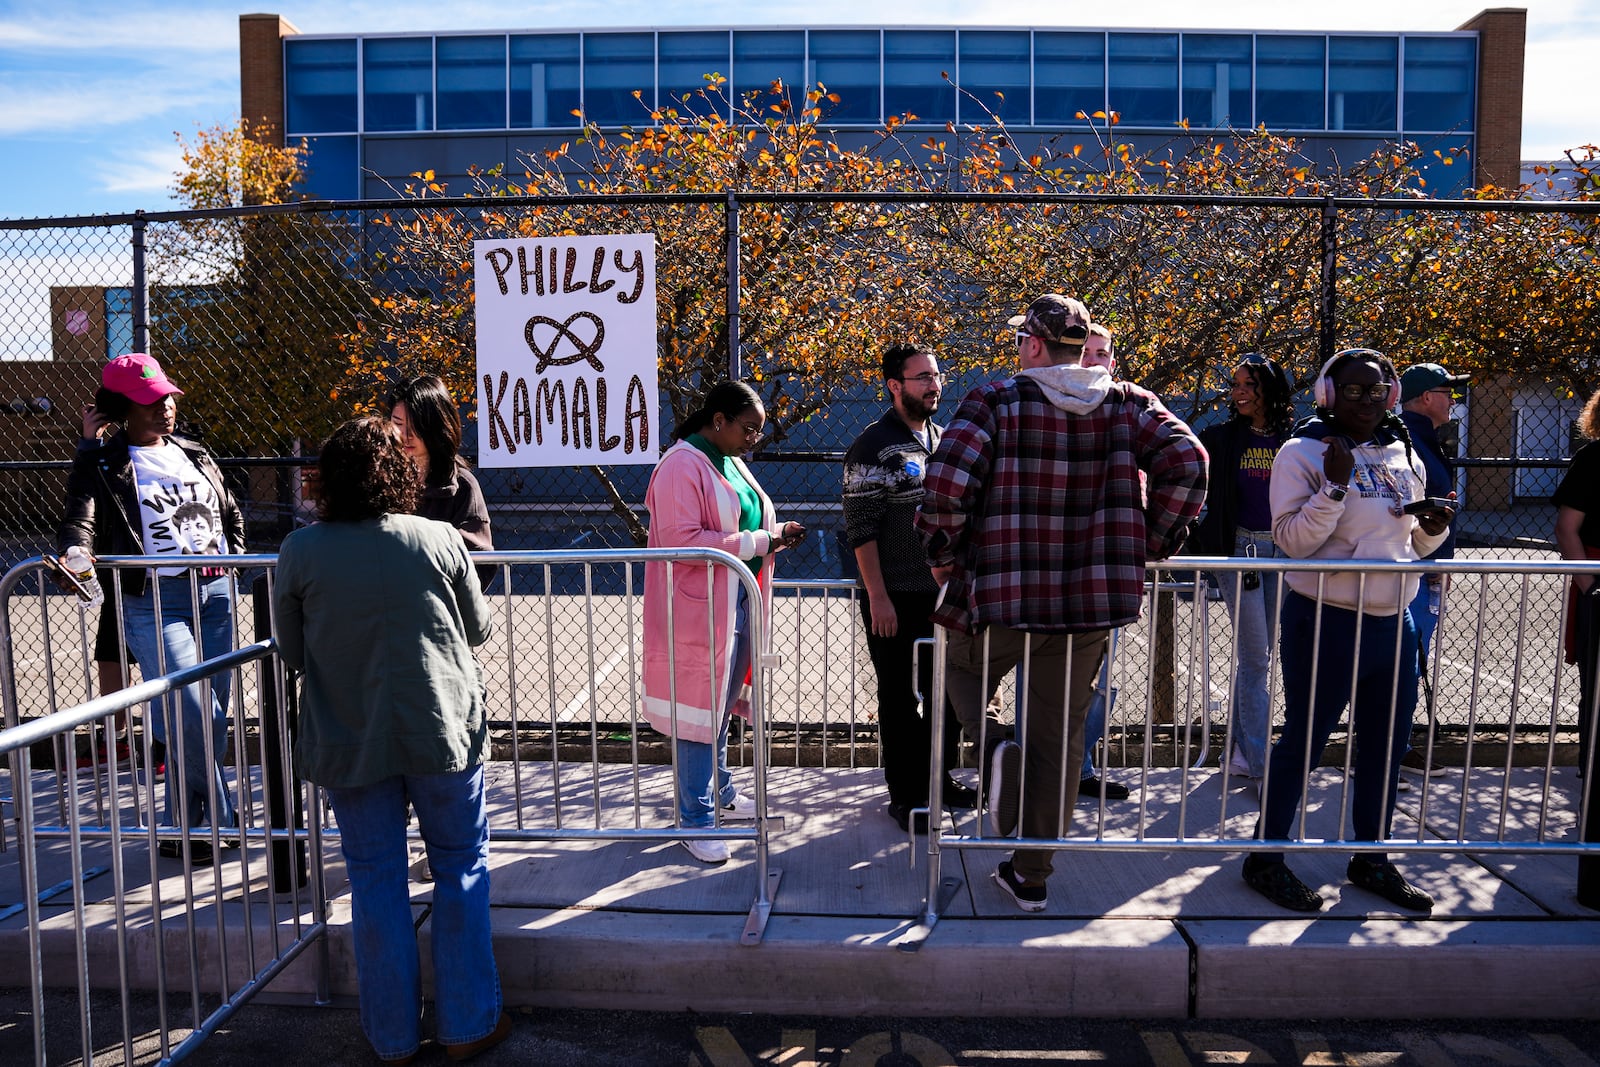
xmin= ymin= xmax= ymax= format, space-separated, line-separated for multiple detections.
xmin=1017 ymin=363 xmax=1113 ymax=414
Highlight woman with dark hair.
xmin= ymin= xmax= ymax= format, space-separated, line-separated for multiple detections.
xmin=641 ymin=381 xmax=806 ymax=865
xmin=1192 ymin=354 xmax=1296 ymax=781
xmin=1242 ymin=348 xmax=1453 ymax=914
xmin=274 ymin=418 xmax=507 ymax=1063
xmin=386 ymin=374 xmax=493 ymax=589
xmin=58 ymin=353 xmax=244 ymax=862
xmin=1552 ymin=387 xmax=1600 ymax=909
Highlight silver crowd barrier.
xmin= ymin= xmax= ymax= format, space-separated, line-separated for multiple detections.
xmin=913 ymin=555 xmax=1600 ymax=937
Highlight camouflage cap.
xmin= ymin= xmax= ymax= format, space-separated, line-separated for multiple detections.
xmin=1007 ymin=294 xmax=1092 ymax=345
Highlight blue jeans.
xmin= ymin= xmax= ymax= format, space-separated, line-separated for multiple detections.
xmin=1079 ymin=641 xmax=1117 ymax=779
xmin=675 ymin=584 xmax=750 ymax=828
xmin=1216 ymin=531 xmax=1281 ymax=777
xmin=122 ymin=574 xmax=236 ymax=829
xmin=327 ymin=766 xmax=501 ymax=1059
xmin=1408 ymin=578 xmax=1440 ymax=666
xmin=1253 ymin=591 xmax=1417 ymax=866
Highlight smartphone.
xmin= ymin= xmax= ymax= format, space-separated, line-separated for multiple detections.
xmin=1401 ymin=497 xmax=1456 ymax=516
xmin=41 ymin=554 xmax=96 ymax=603
xmin=784 ymin=524 xmax=808 ymax=547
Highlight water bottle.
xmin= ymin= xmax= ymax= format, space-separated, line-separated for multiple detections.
xmin=62 ymin=545 xmax=104 ymax=612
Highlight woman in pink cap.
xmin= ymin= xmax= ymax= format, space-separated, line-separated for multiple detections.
xmin=58 ymin=353 xmax=246 ymax=866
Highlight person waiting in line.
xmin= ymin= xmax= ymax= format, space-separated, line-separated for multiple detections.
xmin=1191 ymin=354 xmax=1296 ymax=782
xmin=386 ymin=374 xmax=494 ymax=591
xmin=57 ymin=353 xmax=244 ymax=865
xmin=1242 ymin=349 xmax=1452 ymax=913
xmin=274 ymin=418 xmax=507 ymax=1064
xmin=1552 ymin=387 xmax=1600 ymax=910
xmin=844 ymin=343 xmax=978 ymax=833
xmin=641 ymin=382 xmax=806 ymax=865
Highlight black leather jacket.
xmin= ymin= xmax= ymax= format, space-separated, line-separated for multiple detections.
xmin=57 ymin=430 xmax=246 ymax=596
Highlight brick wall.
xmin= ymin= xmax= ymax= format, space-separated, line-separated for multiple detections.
xmin=1458 ymin=8 xmax=1527 ymax=193
xmin=239 ymin=13 xmax=299 ymax=145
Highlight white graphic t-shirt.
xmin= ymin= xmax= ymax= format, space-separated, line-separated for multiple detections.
xmin=128 ymin=443 xmax=229 ymax=578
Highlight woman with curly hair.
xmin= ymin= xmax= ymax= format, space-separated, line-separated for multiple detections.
xmin=1192 ymin=354 xmax=1297 ymax=780
xmin=274 ymin=418 xmax=508 ymax=1063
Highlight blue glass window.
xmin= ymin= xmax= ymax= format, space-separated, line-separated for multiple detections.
xmin=1182 ymin=34 xmax=1251 ymax=129
xmin=884 ymin=30 xmax=954 ymax=124
xmin=809 ymin=30 xmax=880 ymax=123
xmin=583 ymin=33 xmax=654 ymax=125
xmin=301 ymin=135 xmax=360 ymax=200
xmin=1256 ymin=35 xmax=1325 ymax=130
xmin=364 ymin=38 xmax=433 ymax=132
xmin=1403 ymin=37 xmax=1475 ymax=132
xmin=437 ymin=36 xmax=506 ymax=130
xmin=1108 ymin=33 xmax=1178 ymax=127
xmin=1406 ymin=135 xmax=1474 ymax=195
xmin=285 ymin=38 xmax=357 ymax=134
xmin=510 ymin=34 xmax=579 ymax=128
xmin=957 ymin=31 xmax=1029 ymax=125
xmin=1034 ymin=32 xmax=1103 ymax=126
xmin=1329 ymin=36 xmax=1396 ymax=131
xmin=105 ymin=288 xmax=133 ymax=360
xmin=733 ymin=31 xmax=804 ymax=106
xmin=659 ymin=31 xmax=731 ymax=120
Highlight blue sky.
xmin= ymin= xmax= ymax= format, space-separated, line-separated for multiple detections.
xmin=1 ymin=0 xmax=1596 ymax=220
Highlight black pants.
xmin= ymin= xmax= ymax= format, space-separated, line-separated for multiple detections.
xmin=860 ymin=589 xmax=960 ymax=807
xmin=1575 ymin=589 xmax=1600 ymax=908
xmin=253 ymin=574 xmax=307 ymax=891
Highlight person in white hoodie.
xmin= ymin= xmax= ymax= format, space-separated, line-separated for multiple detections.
xmin=1241 ymin=348 xmax=1453 ymax=914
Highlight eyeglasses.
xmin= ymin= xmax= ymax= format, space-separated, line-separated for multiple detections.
xmin=897 ymin=372 xmax=945 ymax=386
xmin=1337 ymin=383 xmax=1393 ymax=403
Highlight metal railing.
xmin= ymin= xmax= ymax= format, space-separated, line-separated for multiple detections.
xmin=914 ymin=556 xmax=1600 ymax=937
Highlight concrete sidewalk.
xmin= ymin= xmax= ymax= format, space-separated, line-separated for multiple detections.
xmin=3 ymin=763 xmax=1599 ymax=1024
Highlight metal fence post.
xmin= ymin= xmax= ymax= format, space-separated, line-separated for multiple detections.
xmin=131 ymin=213 xmax=148 ymax=353
xmin=1319 ymin=195 xmax=1337 ymax=363
xmin=726 ymin=191 xmax=741 ymax=381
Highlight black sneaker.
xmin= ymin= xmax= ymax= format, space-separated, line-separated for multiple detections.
xmin=1243 ymin=859 xmax=1323 ymax=912
xmin=1400 ymin=748 xmax=1447 ymax=776
xmin=157 ymin=839 xmax=214 ymax=868
xmin=887 ymin=802 xmax=929 ymax=834
xmin=992 ymin=860 xmax=1047 ymax=912
xmin=1347 ymin=858 xmax=1434 ymax=912
xmin=987 ymin=740 xmax=1021 ymax=836
xmin=1078 ymin=775 xmax=1130 ymax=800
xmin=941 ymin=778 xmax=979 ymax=811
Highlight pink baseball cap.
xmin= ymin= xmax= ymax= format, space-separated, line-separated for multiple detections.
xmin=102 ymin=353 xmax=183 ymax=405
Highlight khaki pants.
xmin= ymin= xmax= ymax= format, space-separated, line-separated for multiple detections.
xmin=946 ymin=624 xmax=1109 ymax=885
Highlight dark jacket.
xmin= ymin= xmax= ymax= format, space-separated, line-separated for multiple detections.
xmin=1192 ymin=418 xmax=1253 ymax=555
xmin=1399 ymin=408 xmax=1457 ymax=561
xmin=57 ymin=430 xmax=246 ymax=596
xmin=418 ymin=457 xmax=494 ymax=591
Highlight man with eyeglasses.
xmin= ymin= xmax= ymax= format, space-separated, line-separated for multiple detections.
xmin=1397 ymin=362 xmax=1470 ymax=778
xmin=916 ymin=294 xmax=1208 ymax=911
xmin=844 ymin=343 xmax=977 ymax=833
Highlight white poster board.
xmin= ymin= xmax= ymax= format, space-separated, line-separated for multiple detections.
xmin=473 ymin=233 xmax=657 ymax=467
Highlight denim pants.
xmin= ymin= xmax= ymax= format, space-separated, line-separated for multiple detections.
xmin=1078 ymin=633 xmax=1118 ymax=780
xmin=1253 ymin=591 xmax=1416 ymax=867
xmin=675 ymin=584 xmax=750 ymax=828
xmin=1216 ymin=530 xmax=1281 ymax=777
xmin=326 ymin=766 xmax=501 ymax=1060
xmin=1408 ymin=579 xmax=1441 ymax=667
xmin=121 ymin=574 xmax=237 ymax=829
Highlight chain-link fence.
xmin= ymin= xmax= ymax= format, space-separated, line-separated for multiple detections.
xmin=3 ymin=191 xmax=1598 ymax=738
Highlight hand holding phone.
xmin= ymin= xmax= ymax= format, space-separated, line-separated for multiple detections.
xmin=42 ymin=554 xmax=96 ymax=602
xmin=1402 ymin=497 xmax=1456 ymax=516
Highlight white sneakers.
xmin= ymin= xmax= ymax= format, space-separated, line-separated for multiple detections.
xmin=681 ymin=838 xmax=731 ymax=864
xmin=1226 ymin=745 xmax=1258 ymax=779
xmin=721 ymin=792 xmax=758 ymax=819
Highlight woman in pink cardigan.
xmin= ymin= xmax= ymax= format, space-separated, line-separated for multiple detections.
xmin=642 ymin=382 xmax=806 ymax=864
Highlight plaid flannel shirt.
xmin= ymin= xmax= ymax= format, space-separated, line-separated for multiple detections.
xmin=915 ymin=375 xmax=1208 ymax=634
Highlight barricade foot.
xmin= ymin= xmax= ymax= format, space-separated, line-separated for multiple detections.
xmin=740 ymin=867 xmax=783 ymax=945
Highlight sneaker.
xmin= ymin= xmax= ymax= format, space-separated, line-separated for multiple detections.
xmin=887 ymin=802 xmax=929 ymax=834
xmin=992 ymin=860 xmax=1047 ymax=912
xmin=941 ymin=778 xmax=979 ymax=811
xmin=1226 ymin=745 xmax=1257 ymax=779
xmin=987 ymin=740 xmax=1022 ymax=837
xmin=1242 ymin=859 xmax=1323 ymax=912
xmin=1400 ymin=748 xmax=1447 ymax=776
xmin=1347 ymin=858 xmax=1434 ymax=912
xmin=1078 ymin=775 xmax=1130 ymax=800
xmin=157 ymin=839 xmax=215 ymax=868
xmin=721 ymin=792 xmax=758 ymax=819
xmin=681 ymin=837 xmax=730 ymax=865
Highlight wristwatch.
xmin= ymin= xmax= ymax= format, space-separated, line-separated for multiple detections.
xmin=1323 ymin=483 xmax=1349 ymax=502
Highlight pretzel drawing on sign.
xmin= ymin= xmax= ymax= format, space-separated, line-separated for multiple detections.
xmin=525 ymin=311 xmax=606 ymax=374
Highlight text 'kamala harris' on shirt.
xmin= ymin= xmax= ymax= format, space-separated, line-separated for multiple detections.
xmin=128 ymin=444 xmax=228 ymax=576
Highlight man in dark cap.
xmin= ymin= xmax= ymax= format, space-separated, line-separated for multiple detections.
xmin=916 ymin=293 xmax=1208 ymax=911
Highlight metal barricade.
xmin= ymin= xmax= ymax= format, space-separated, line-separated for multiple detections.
xmin=914 ymin=556 xmax=1600 ymax=939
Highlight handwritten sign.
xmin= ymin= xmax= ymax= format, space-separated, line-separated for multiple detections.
xmin=473 ymin=233 xmax=657 ymax=467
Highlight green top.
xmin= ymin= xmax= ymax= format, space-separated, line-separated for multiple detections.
xmin=273 ymin=513 xmax=493 ymax=789
xmin=687 ymin=432 xmax=766 ymax=575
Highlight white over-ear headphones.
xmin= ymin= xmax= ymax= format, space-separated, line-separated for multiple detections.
xmin=1313 ymin=348 xmax=1400 ymax=410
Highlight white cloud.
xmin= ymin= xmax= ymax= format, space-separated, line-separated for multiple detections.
xmin=0 ymin=4 xmax=235 ymax=52
xmin=94 ymin=143 xmax=185 ymax=197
